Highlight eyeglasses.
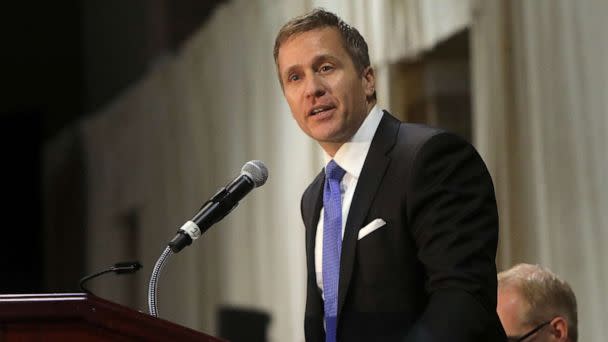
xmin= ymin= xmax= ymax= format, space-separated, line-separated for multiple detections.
xmin=507 ymin=320 xmax=551 ymax=342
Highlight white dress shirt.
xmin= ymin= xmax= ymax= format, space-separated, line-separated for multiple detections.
xmin=315 ymin=105 xmax=384 ymax=295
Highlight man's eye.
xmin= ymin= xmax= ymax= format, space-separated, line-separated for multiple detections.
xmin=320 ymin=65 xmax=334 ymax=72
xmin=288 ymin=74 xmax=300 ymax=82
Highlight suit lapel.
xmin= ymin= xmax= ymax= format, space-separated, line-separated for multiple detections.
xmin=337 ymin=112 xmax=401 ymax=318
xmin=304 ymin=171 xmax=324 ymax=287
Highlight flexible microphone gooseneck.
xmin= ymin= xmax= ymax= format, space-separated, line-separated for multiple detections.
xmin=168 ymin=160 xmax=268 ymax=253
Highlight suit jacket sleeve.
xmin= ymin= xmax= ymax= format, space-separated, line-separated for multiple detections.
xmin=403 ymin=132 xmax=505 ymax=341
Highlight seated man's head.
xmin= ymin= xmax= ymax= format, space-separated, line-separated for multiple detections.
xmin=497 ymin=263 xmax=577 ymax=342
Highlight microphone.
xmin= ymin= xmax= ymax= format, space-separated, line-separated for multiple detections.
xmin=168 ymin=160 xmax=268 ymax=253
xmin=79 ymin=261 xmax=143 ymax=295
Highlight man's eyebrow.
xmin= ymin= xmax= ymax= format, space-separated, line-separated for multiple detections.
xmin=282 ymin=65 xmax=301 ymax=79
xmin=312 ymin=54 xmax=340 ymax=65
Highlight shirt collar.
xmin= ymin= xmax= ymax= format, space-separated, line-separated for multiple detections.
xmin=323 ymin=105 xmax=384 ymax=179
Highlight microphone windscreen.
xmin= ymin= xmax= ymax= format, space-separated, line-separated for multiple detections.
xmin=242 ymin=160 xmax=268 ymax=187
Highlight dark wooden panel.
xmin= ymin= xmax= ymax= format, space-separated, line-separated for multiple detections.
xmin=0 ymin=293 xmax=225 ymax=341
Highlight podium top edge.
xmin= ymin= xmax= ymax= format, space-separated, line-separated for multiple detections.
xmin=0 ymin=293 xmax=88 ymax=302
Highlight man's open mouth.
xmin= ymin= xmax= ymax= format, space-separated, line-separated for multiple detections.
xmin=310 ymin=105 xmax=335 ymax=116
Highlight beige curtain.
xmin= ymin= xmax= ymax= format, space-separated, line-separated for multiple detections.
xmin=472 ymin=1 xmax=608 ymax=341
xmin=82 ymin=1 xmax=316 ymax=340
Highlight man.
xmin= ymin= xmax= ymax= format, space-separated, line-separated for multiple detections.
xmin=497 ymin=264 xmax=578 ymax=342
xmin=274 ymin=9 xmax=505 ymax=341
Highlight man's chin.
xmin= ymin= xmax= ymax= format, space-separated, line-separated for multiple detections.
xmin=309 ymin=133 xmax=351 ymax=154
xmin=310 ymin=132 xmax=345 ymax=144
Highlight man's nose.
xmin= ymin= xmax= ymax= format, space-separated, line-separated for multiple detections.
xmin=304 ymin=74 xmax=326 ymax=98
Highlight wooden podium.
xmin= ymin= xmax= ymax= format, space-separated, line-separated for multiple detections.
xmin=0 ymin=293 xmax=225 ymax=341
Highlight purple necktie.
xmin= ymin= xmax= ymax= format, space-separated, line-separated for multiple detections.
xmin=322 ymin=160 xmax=346 ymax=342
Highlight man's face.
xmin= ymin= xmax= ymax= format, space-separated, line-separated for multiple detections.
xmin=277 ymin=27 xmax=375 ymax=155
xmin=498 ymin=286 xmax=559 ymax=341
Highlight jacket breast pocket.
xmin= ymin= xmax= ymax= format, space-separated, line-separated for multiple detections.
xmin=356 ymin=221 xmax=399 ymax=286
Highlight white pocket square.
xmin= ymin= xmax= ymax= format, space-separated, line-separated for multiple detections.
xmin=357 ymin=218 xmax=387 ymax=240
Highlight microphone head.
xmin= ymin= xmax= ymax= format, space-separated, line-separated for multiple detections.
xmin=241 ymin=160 xmax=268 ymax=187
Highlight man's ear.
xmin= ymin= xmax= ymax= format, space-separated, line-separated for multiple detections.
xmin=361 ymin=66 xmax=375 ymax=98
xmin=549 ymin=316 xmax=569 ymax=341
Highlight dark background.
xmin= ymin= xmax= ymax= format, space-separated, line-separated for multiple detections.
xmin=0 ymin=0 xmax=225 ymax=293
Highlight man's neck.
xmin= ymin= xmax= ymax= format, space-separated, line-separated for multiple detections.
xmin=322 ymin=142 xmax=342 ymax=157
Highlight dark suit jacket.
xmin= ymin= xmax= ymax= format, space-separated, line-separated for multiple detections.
xmin=300 ymin=112 xmax=506 ymax=341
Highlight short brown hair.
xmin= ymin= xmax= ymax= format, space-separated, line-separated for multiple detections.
xmin=498 ymin=263 xmax=578 ymax=341
xmin=273 ymin=8 xmax=371 ymax=74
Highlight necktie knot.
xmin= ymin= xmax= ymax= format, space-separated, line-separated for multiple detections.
xmin=326 ymin=160 xmax=346 ymax=182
